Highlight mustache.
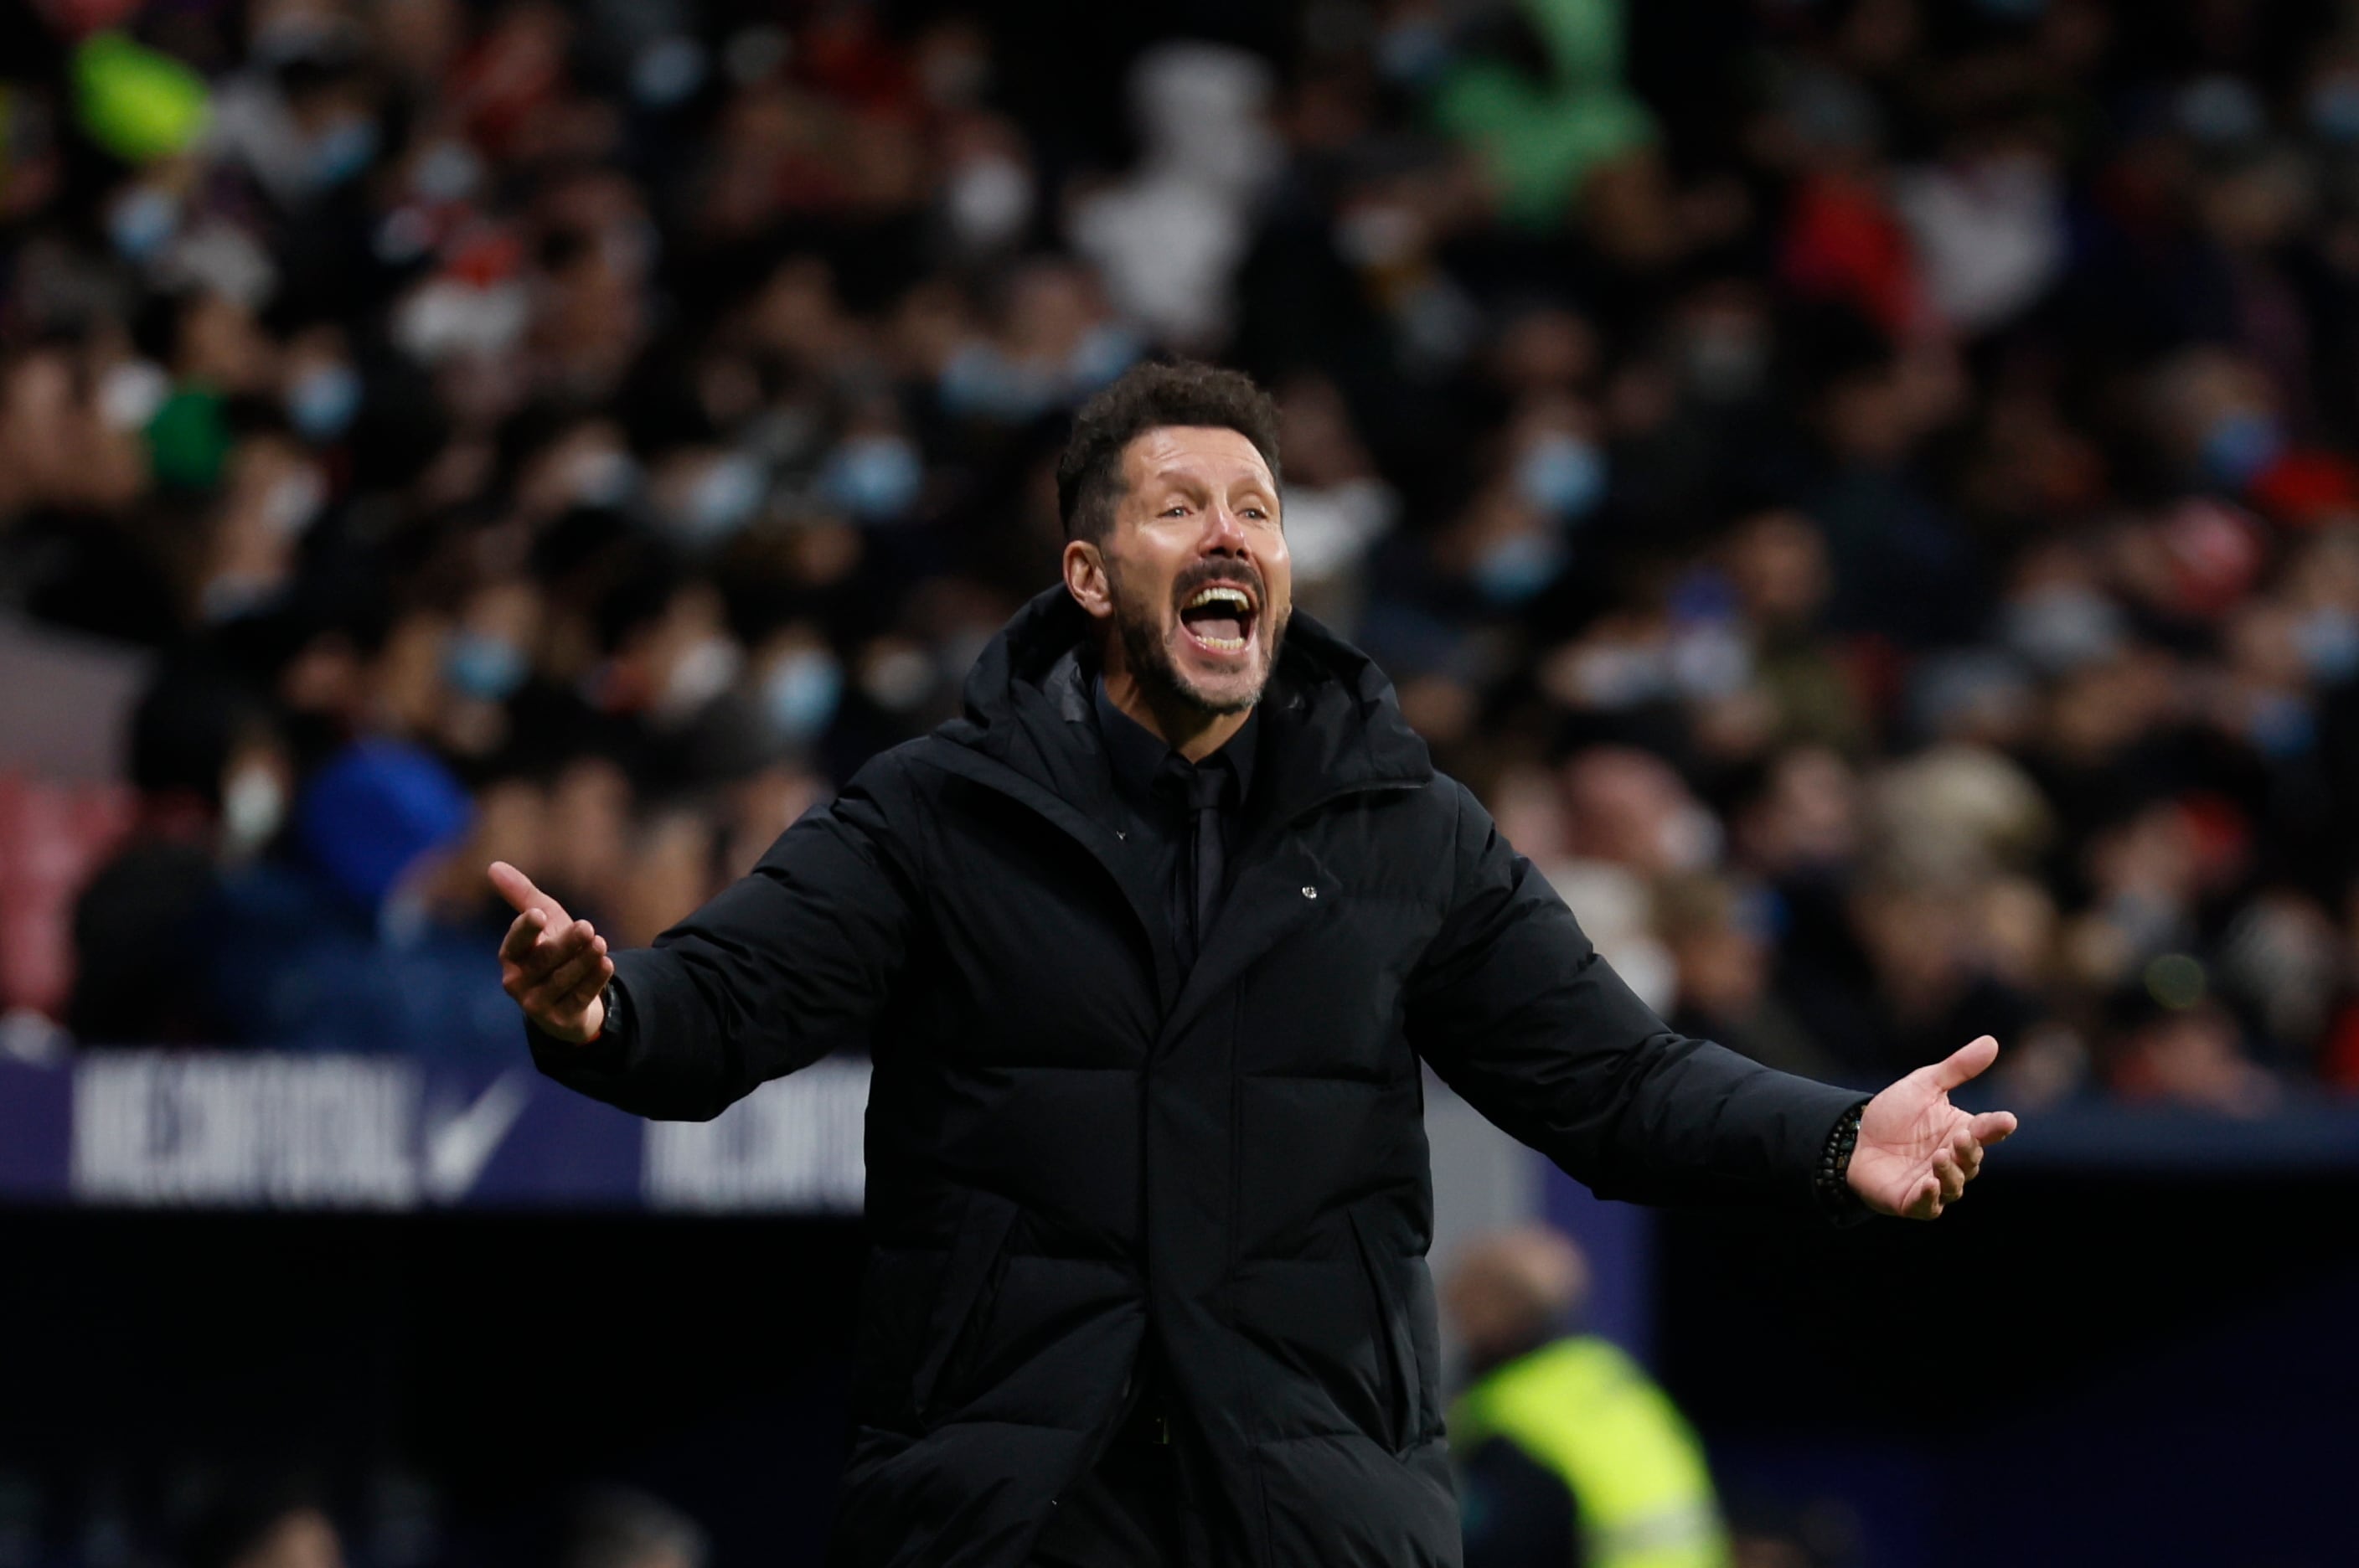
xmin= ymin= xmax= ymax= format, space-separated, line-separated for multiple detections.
xmin=1170 ymin=560 xmax=1264 ymax=606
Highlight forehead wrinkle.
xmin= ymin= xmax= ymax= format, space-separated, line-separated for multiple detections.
xmin=1127 ymin=428 xmax=1275 ymax=492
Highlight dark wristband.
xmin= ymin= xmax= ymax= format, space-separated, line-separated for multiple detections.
xmin=1814 ymin=1101 xmax=1867 ymax=1219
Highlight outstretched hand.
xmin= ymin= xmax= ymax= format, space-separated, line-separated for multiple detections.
xmin=1847 ymin=1035 xmax=2019 ymax=1220
xmin=491 ymin=860 xmax=611 ymax=1045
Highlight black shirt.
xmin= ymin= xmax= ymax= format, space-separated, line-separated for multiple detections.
xmin=1082 ymin=678 xmax=1264 ymax=1482
xmin=1091 ymin=675 xmax=1260 ymax=976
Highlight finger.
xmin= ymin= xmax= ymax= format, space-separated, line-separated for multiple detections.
xmin=515 ymin=916 xmax=594 ymax=981
xmin=543 ymin=916 xmax=599 ymax=960
xmin=498 ymin=908 xmax=550 ymax=964
xmin=1969 ymin=1110 xmax=2019 ymax=1146
xmin=1957 ymin=1138 xmax=1985 ymax=1183
xmin=488 ymin=860 xmax=571 ymax=926
xmin=529 ymin=935 xmax=609 ymax=1007
xmin=1933 ymin=1151 xmax=1965 ymax=1204
xmin=530 ymin=963 xmax=611 ymax=1033
xmin=511 ymin=931 xmax=596 ymax=1002
xmin=1931 ymin=1035 xmax=2000 ymax=1092
xmin=555 ymin=951 xmax=615 ymax=1014
xmin=1908 ymin=1175 xmax=1942 ymax=1220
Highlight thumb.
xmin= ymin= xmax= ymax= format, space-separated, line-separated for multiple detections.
xmin=1931 ymin=1034 xmax=2000 ymax=1092
xmin=488 ymin=860 xmax=570 ymax=926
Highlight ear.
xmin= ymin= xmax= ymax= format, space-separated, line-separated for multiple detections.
xmin=1063 ymin=539 xmax=1115 ymax=622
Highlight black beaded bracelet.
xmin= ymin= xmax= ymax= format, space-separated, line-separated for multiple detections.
xmin=1814 ymin=1102 xmax=1865 ymax=1215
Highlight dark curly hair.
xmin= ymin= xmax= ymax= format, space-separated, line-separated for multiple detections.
xmin=1056 ymin=359 xmax=1283 ymax=544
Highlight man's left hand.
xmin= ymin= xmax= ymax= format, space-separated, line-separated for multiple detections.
xmin=1847 ymin=1035 xmax=2020 ymax=1220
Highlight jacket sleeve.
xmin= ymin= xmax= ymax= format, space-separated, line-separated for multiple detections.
xmin=1404 ymin=780 xmax=1864 ymax=1212
xmin=529 ymin=766 xmax=919 ymax=1121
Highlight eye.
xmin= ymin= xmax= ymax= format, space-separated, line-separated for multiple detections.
xmin=1161 ymin=505 xmax=1189 ymax=518
xmin=1242 ymin=507 xmax=1270 ymax=520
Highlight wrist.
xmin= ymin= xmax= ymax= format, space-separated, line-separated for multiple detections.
xmin=1815 ymin=1101 xmax=1867 ymax=1219
xmin=580 ymin=977 xmax=623 ymax=1046
xmin=531 ymin=983 xmax=612 ymax=1046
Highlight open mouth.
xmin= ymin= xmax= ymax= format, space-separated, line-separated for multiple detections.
xmin=1178 ymin=583 xmax=1257 ymax=656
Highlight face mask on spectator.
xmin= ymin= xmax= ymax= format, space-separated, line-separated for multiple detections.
xmin=97 ymin=359 xmax=170 ymax=431
xmin=445 ymin=630 xmax=529 ymax=703
xmin=220 ymin=764 xmax=286 ymax=857
xmin=107 ymin=185 xmax=179 ymax=261
xmin=1069 ymin=323 xmax=1143 ymax=395
xmin=821 ymin=436 xmax=923 ymax=521
xmin=764 ymin=648 xmax=844 ymax=745
xmin=266 ymin=467 xmax=327 ymax=539
xmin=2201 ymin=409 xmax=2286 ymax=490
xmin=414 ymin=138 xmax=483 ymax=202
xmin=1516 ymin=435 xmax=1607 ymax=520
xmin=632 ymin=35 xmax=708 ymax=107
xmin=572 ymin=447 xmax=642 ymax=508
xmin=1376 ymin=16 xmax=1450 ymax=87
xmin=940 ymin=345 xmax=1054 ymax=422
xmin=680 ymin=452 xmax=767 ymax=544
xmin=287 ymin=362 xmax=362 ymax=442
xmin=2294 ymin=606 xmax=2359 ymax=682
xmin=947 ymin=156 xmax=1035 ymax=251
xmin=2248 ymin=691 xmax=2316 ymax=758
xmin=2178 ymin=77 xmax=2266 ymax=149
xmin=1471 ymin=531 xmax=1565 ymax=606
xmin=2002 ymin=583 xmax=2125 ymax=673
xmin=1668 ymin=621 xmax=1753 ymax=699
xmin=660 ymin=633 xmax=742 ymax=720
xmin=2310 ymin=77 xmax=2359 ymax=143
xmin=307 ymin=115 xmax=381 ymax=190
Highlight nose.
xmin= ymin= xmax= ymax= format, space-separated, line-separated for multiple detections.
xmin=1200 ymin=505 xmax=1249 ymax=555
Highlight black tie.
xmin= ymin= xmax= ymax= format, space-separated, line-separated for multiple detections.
xmin=1184 ymin=763 xmax=1231 ymax=965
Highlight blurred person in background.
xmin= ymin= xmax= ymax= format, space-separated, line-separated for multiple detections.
xmin=181 ymin=1482 xmax=343 ymax=1568
xmin=496 ymin=360 xmax=2016 ymax=1567
xmin=1445 ymin=1226 xmax=1727 ymax=1568
xmin=70 ymin=661 xmax=287 ymax=1044
xmin=201 ymin=734 xmax=506 ymax=1056
xmin=560 ymin=1487 xmax=708 ymax=1568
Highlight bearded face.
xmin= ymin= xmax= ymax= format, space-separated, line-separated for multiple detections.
xmin=1106 ymin=549 xmax=1288 ymax=715
xmin=1079 ymin=426 xmax=1293 ymax=721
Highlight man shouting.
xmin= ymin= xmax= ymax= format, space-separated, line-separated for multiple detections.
xmin=493 ymin=361 xmax=2016 ymax=1568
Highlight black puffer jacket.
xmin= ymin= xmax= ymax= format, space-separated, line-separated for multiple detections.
xmin=533 ymin=587 xmax=1861 ymax=1568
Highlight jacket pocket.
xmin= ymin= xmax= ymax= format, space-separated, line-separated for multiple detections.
xmin=1346 ymin=1205 xmax=1421 ymax=1454
xmin=910 ymin=1189 xmax=1022 ymax=1421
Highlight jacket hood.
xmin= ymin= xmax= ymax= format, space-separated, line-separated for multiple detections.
xmin=940 ymin=584 xmax=1432 ymax=811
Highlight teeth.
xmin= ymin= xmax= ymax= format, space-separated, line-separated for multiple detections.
xmin=1194 ymin=634 xmax=1247 ymax=651
xmin=1185 ymin=586 xmax=1252 ymax=611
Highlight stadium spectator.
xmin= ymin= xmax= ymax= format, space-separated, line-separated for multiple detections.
xmin=1445 ymin=1225 xmax=1728 ymax=1568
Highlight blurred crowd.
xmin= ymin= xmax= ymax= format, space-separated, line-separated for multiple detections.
xmin=10 ymin=0 xmax=2359 ymax=1112
xmin=45 ymin=1474 xmax=711 ymax=1568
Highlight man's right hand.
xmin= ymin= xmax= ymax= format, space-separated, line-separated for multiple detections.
xmin=491 ymin=860 xmax=612 ymax=1044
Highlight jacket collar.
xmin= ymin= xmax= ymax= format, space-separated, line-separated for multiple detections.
xmin=1093 ymin=673 xmax=1260 ymax=812
xmin=941 ymin=585 xmax=1432 ymax=824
